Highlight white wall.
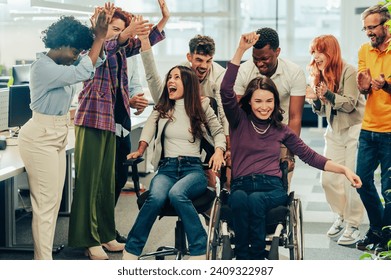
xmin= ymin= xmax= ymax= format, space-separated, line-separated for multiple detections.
xmin=340 ymin=0 xmax=373 ymax=66
xmin=0 ymin=22 xmax=45 ymax=72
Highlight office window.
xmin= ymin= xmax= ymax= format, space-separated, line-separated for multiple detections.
xmin=117 ymin=0 xmax=341 ymax=65
xmin=1 ymin=0 xmax=361 ymax=76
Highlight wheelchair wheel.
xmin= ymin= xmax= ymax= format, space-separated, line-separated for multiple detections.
xmin=207 ymin=198 xmax=233 ymax=260
xmin=207 ymin=198 xmax=221 ymax=259
xmin=288 ymin=198 xmax=304 ymax=260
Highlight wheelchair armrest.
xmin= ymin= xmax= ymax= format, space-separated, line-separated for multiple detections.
xmin=123 ymin=157 xmax=145 ymax=197
xmin=279 ymin=160 xmax=289 ymax=192
xmin=123 ymin=157 xmax=145 ymax=166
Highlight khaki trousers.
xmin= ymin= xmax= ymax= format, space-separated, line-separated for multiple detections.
xmin=321 ymin=124 xmax=365 ymax=227
xmin=18 ymin=112 xmax=69 ymax=260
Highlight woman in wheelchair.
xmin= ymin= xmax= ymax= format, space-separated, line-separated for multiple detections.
xmin=219 ymin=32 xmax=362 ymax=260
xmin=122 ymin=65 xmax=226 ymax=260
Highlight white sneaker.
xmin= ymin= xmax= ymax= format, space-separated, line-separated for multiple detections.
xmin=122 ymin=250 xmax=139 ymax=260
xmin=337 ymin=226 xmax=361 ymax=246
xmin=327 ymin=216 xmax=345 ymax=238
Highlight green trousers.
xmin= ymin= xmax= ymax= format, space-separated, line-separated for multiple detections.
xmin=68 ymin=126 xmax=116 ymax=247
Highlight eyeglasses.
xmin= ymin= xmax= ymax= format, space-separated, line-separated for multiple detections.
xmin=361 ymin=21 xmax=385 ymax=32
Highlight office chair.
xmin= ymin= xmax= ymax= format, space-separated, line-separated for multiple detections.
xmin=123 ymin=96 xmax=222 ymax=260
xmin=124 ymin=158 xmax=216 ymax=260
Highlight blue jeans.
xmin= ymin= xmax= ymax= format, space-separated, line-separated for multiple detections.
xmin=356 ymin=130 xmax=391 ymax=232
xmin=125 ymin=156 xmax=208 ymax=256
xmin=229 ymin=174 xmax=287 ymax=260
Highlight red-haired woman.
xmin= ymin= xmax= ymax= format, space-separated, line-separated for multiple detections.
xmin=306 ymin=34 xmax=366 ymax=246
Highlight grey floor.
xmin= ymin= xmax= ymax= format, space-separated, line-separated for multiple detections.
xmin=0 ymin=127 xmax=375 ymax=260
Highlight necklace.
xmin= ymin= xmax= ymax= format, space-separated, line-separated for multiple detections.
xmin=250 ymin=120 xmax=271 ymax=135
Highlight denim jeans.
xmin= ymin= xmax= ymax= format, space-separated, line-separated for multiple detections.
xmin=229 ymin=174 xmax=287 ymax=260
xmin=356 ymin=130 xmax=391 ymax=232
xmin=125 ymin=156 xmax=208 ymax=256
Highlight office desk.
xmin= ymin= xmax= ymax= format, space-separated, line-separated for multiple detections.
xmin=0 ymin=110 xmax=150 ymax=252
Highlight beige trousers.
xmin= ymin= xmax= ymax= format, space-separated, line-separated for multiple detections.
xmin=18 ymin=112 xmax=68 ymax=260
xmin=321 ymin=124 xmax=365 ymax=227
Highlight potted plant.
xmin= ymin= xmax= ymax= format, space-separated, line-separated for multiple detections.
xmin=359 ymin=226 xmax=391 ymax=260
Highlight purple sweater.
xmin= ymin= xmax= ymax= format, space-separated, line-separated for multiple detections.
xmin=221 ymin=62 xmax=328 ymax=179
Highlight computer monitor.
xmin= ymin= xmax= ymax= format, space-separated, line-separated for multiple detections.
xmin=8 ymin=85 xmax=32 ymax=129
xmin=12 ymin=64 xmax=31 ymax=85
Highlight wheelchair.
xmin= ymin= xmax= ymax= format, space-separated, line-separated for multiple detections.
xmin=206 ymin=161 xmax=304 ymax=260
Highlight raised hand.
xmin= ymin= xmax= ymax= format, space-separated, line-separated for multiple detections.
xmin=239 ymin=32 xmax=260 ymax=51
xmin=103 ymin=2 xmax=115 ymax=24
xmin=231 ymin=32 xmax=259 ymax=65
xmin=156 ymin=0 xmax=170 ymax=31
xmin=158 ymin=0 xmax=170 ymax=19
xmin=94 ymin=10 xmax=110 ymax=40
xmin=89 ymin=7 xmax=102 ymax=29
xmin=122 ymin=15 xmax=153 ymax=39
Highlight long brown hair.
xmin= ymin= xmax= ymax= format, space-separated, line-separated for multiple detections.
xmin=155 ymin=65 xmax=207 ymax=142
xmin=308 ymin=35 xmax=343 ymax=92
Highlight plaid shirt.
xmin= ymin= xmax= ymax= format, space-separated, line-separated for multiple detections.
xmin=74 ymin=27 xmax=165 ymax=132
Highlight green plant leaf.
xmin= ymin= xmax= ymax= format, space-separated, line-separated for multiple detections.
xmin=359 ymin=252 xmax=374 ymax=260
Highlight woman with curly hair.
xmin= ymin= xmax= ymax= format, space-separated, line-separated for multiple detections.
xmin=305 ymin=35 xmax=366 ymax=246
xmin=17 ymin=5 xmax=113 ymax=260
xmin=68 ymin=0 xmax=169 ymax=260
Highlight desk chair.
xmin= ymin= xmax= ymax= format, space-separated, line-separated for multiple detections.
xmin=124 ymin=158 xmax=215 ymax=260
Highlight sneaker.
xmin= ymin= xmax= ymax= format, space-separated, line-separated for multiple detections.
xmin=122 ymin=250 xmax=139 ymax=260
xmin=327 ymin=217 xmax=345 ymax=238
xmin=337 ymin=226 xmax=360 ymax=246
xmin=356 ymin=229 xmax=382 ymax=251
